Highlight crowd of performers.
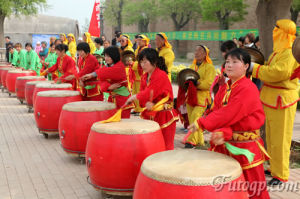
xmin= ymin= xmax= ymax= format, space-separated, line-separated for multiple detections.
xmin=6 ymin=18 xmax=300 ymax=198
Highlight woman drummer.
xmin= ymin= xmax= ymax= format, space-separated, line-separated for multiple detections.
xmin=125 ymin=48 xmax=179 ymax=150
xmin=188 ymin=48 xmax=270 ymax=199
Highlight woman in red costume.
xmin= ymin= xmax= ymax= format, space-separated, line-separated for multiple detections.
xmin=189 ymin=48 xmax=270 ymax=199
xmin=126 ymin=48 xmax=179 ymax=150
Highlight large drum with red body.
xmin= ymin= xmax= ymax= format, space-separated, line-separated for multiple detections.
xmin=6 ymin=70 xmax=36 ymax=95
xmin=33 ymin=82 xmax=72 ymax=107
xmin=16 ymin=76 xmax=46 ymax=104
xmin=133 ymin=150 xmax=249 ymax=199
xmin=1 ymin=68 xmax=16 ymax=89
xmin=59 ymin=101 xmax=117 ymax=157
xmin=34 ymin=90 xmax=82 ymax=138
xmin=25 ymin=80 xmax=49 ymax=111
xmin=86 ymin=119 xmax=166 ymax=196
xmin=0 ymin=66 xmax=12 ymax=86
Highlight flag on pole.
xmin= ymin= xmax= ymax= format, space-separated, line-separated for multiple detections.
xmin=89 ymin=0 xmax=101 ymax=37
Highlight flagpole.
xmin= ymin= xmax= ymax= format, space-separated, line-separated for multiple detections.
xmin=100 ymin=0 xmax=105 ymax=37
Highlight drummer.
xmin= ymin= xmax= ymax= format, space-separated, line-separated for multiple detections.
xmin=82 ymin=46 xmax=132 ymax=118
xmin=125 ymin=48 xmax=179 ymax=150
xmin=25 ymin=43 xmax=42 ymax=75
xmin=14 ymin=43 xmax=27 ymax=69
xmin=182 ymin=45 xmax=216 ymax=148
xmin=188 ymin=48 xmax=270 ymax=199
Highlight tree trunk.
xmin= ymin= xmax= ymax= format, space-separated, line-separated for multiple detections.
xmin=138 ymin=19 xmax=149 ymax=33
xmin=290 ymin=7 xmax=299 ymax=24
xmin=0 ymin=15 xmax=5 ymax=48
xmin=256 ymin=0 xmax=292 ymax=58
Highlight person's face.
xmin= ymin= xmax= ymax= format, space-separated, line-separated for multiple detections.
xmin=155 ymin=35 xmax=164 ymax=48
xmin=194 ymin=46 xmax=206 ymax=62
xmin=101 ymin=36 xmax=106 ymax=41
xmin=137 ymin=38 xmax=147 ymax=47
xmin=5 ymin=38 xmax=9 ymax=43
xmin=78 ymin=50 xmax=87 ymax=58
xmin=26 ymin=46 xmax=32 ymax=52
xmin=16 ymin=46 xmax=21 ymax=52
xmin=67 ymin=36 xmax=72 ymax=43
xmin=225 ymin=55 xmax=248 ymax=81
xmin=105 ymin=54 xmax=113 ymax=65
xmin=9 ymin=48 xmax=14 ymax=54
xmin=56 ymin=50 xmax=64 ymax=57
xmin=95 ymin=43 xmax=101 ymax=48
xmin=50 ymin=38 xmax=56 ymax=44
xmin=42 ymin=43 xmax=47 ymax=48
xmin=50 ymin=45 xmax=55 ymax=53
xmin=244 ymin=36 xmax=250 ymax=44
xmin=104 ymin=41 xmax=110 ymax=48
xmin=238 ymin=41 xmax=243 ymax=47
xmin=120 ymin=37 xmax=128 ymax=47
xmin=140 ymin=58 xmax=155 ymax=74
xmin=83 ymin=34 xmax=87 ymax=42
xmin=55 ymin=40 xmax=62 ymax=45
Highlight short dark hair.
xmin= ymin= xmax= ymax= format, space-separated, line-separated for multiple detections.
xmin=41 ymin=41 xmax=47 ymax=46
xmin=239 ymin=36 xmax=245 ymax=43
xmin=221 ymin=40 xmax=237 ymax=53
xmin=5 ymin=36 xmax=10 ymax=39
xmin=50 ymin=43 xmax=55 ymax=47
xmin=135 ymin=34 xmax=141 ymax=39
xmin=25 ymin=43 xmax=32 ymax=48
xmin=225 ymin=48 xmax=251 ymax=74
xmin=55 ymin=44 xmax=68 ymax=52
xmin=245 ymin=33 xmax=255 ymax=43
xmin=77 ymin=42 xmax=90 ymax=53
xmin=254 ymin=36 xmax=259 ymax=43
xmin=15 ymin=43 xmax=22 ymax=48
xmin=138 ymin=48 xmax=168 ymax=74
xmin=94 ymin=38 xmax=104 ymax=45
xmin=104 ymin=46 xmax=120 ymax=64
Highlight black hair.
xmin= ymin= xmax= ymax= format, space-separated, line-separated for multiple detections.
xmin=225 ymin=48 xmax=251 ymax=75
xmin=221 ymin=40 xmax=237 ymax=53
xmin=25 ymin=43 xmax=32 ymax=48
xmin=8 ymin=47 xmax=13 ymax=51
xmin=41 ymin=41 xmax=47 ymax=45
xmin=254 ymin=36 xmax=259 ymax=43
xmin=138 ymin=48 xmax=168 ymax=74
xmin=239 ymin=36 xmax=245 ymax=43
xmin=94 ymin=38 xmax=104 ymax=45
xmin=197 ymin=45 xmax=207 ymax=53
xmin=55 ymin=44 xmax=68 ymax=52
xmin=50 ymin=43 xmax=55 ymax=47
xmin=135 ymin=34 xmax=141 ymax=39
xmin=77 ymin=42 xmax=90 ymax=53
xmin=5 ymin=36 xmax=10 ymax=39
xmin=245 ymin=33 xmax=255 ymax=43
xmin=103 ymin=46 xmax=120 ymax=64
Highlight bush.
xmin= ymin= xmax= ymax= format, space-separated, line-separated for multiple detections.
xmin=171 ymin=64 xmax=188 ymax=83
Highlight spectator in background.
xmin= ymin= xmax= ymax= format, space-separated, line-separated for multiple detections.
xmin=232 ymin=37 xmax=239 ymax=47
xmin=5 ymin=36 xmax=13 ymax=62
xmin=94 ymin=37 xmax=104 ymax=56
xmin=35 ymin=41 xmax=42 ymax=54
xmin=238 ymin=36 xmax=245 ymax=48
xmin=60 ymin=33 xmax=68 ymax=45
xmin=77 ymin=37 xmax=83 ymax=43
xmin=112 ymin=30 xmax=122 ymax=47
xmin=49 ymin=36 xmax=56 ymax=45
xmin=101 ymin=35 xmax=106 ymax=41
xmin=132 ymin=34 xmax=140 ymax=51
xmin=244 ymin=33 xmax=256 ymax=48
xmin=103 ymin=40 xmax=110 ymax=49
xmin=255 ymin=36 xmax=260 ymax=50
xmin=39 ymin=41 xmax=48 ymax=60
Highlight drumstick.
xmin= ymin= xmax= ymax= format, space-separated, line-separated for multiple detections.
xmin=149 ymin=90 xmax=153 ymax=102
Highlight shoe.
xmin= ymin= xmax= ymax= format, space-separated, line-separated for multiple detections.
xmin=264 ymin=170 xmax=271 ymax=176
xmin=184 ymin=143 xmax=194 ymax=148
xmin=268 ymin=178 xmax=283 ymax=186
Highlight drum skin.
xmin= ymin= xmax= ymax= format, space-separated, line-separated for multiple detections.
xmin=86 ymin=120 xmax=166 ymax=196
xmin=34 ymin=92 xmax=82 ymax=134
xmin=59 ymin=103 xmax=117 ymax=155
xmin=25 ymin=81 xmax=47 ymax=108
xmin=0 ymin=66 xmax=11 ymax=85
xmin=6 ymin=71 xmax=36 ymax=93
xmin=16 ymin=77 xmax=45 ymax=101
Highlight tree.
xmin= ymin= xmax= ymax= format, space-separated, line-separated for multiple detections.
xmin=290 ymin=0 xmax=300 ymax=23
xmin=103 ymin=0 xmax=125 ymax=32
xmin=201 ymin=0 xmax=247 ymax=30
xmin=0 ymin=0 xmax=47 ymax=47
xmin=122 ymin=0 xmax=158 ymax=33
xmin=256 ymin=0 xmax=292 ymax=57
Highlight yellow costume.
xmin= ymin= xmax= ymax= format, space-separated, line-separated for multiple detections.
xmin=185 ymin=46 xmax=216 ymax=146
xmin=120 ymin=34 xmax=134 ymax=53
xmin=84 ymin=32 xmax=96 ymax=54
xmin=67 ymin=33 xmax=77 ymax=60
xmin=157 ymin=33 xmax=175 ymax=81
xmin=60 ymin=33 xmax=69 ymax=45
xmin=252 ymin=19 xmax=299 ymax=181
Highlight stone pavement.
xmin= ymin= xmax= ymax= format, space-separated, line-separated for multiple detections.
xmin=0 ymin=90 xmax=300 ymax=199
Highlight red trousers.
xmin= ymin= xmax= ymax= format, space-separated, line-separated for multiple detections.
xmin=161 ymin=122 xmax=176 ymax=150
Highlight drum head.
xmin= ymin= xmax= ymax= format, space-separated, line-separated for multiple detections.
xmin=91 ymin=118 xmax=160 ymax=135
xmin=63 ymin=101 xmax=116 ymax=112
xmin=177 ymin=68 xmax=200 ymax=91
xmin=26 ymin=80 xmax=50 ymax=86
xmin=36 ymin=82 xmax=72 ymax=89
xmin=8 ymin=70 xmax=32 ymax=74
xmin=37 ymin=90 xmax=80 ymax=97
xmin=141 ymin=150 xmax=242 ymax=186
xmin=244 ymin=47 xmax=265 ymax=65
xmin=292 ymin=37 xmax=300 ymax=63
xmin=17 ymin=76 xmax=45 ymax=80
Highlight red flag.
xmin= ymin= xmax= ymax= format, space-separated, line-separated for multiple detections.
xmin=89 ymin=0 xmax=101 ymax=37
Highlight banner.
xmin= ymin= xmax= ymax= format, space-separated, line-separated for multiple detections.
xmin=32 ymin=34 xmax=59 ymax=48
xmin=89 ymin=0 xmax=101 ymax=37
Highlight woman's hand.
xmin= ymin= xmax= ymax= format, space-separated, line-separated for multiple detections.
xmin=79 ymin=80 xmax=84 ymax=87
xmin=81 ymin=73 xmax=93 ymax=81
xmin=65 ymin=75 xmax=75 ymax=81
xmin=211 ymin=131 xmax=225 ymax=145
xmin=108 ymin=83 xmax=121 ymax=91
xmin=145 ymin=102 xmax=154 ymax=110
xmin=188 ymin=123 xmax=198 ymax=133
xmin=125 ymin=95 xmax=136 ymax=105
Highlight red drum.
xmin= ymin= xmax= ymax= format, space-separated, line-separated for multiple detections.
xmin=6 ymin=70 xmax=36 ymax=95
xmin=16 ymin=76 xmax=46 ymax=104
xmin=25 ymin=80 xmax=49 ymax=111
xmin=33 ymin=83 xmax=72 ymax=107
xmin=86 ymin=119 xmax=166 ymax=196
xmin=34 ymin=90 xmax=82 ymax=138
xmin=0 ymin=67 xmax=11 ymax=87
xmin=59 ymin=101 xmax=117 ymax=157
xmin=133 ymin=150 xmax=249 ymax=199
xmin=1 ymin=68 xmax=16 ymax=89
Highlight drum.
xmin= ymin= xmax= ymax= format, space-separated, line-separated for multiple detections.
xmin=0 ymin=66 xmax=12 ymax=86
xmin=6 ymin=70 xmax=36 ymax=95
xmin=33 ymin=82 xmax=72 ymax=107
xmin=1 ymin=68 xmax=16 ymax=90
xmin=25 ymin=80 xmax=49 ymax=111
xmin=133 ymin=150 xmax=249 ymax=199
xmin=86 ymin=118 xmax=166 ymax=196
xmin=34 ymin=90 xmax=82 ymax=138
xmin=16 ymin=76 xmax=46 ymax=104
xmin=59 ymin=101 xmax=117 ymax=156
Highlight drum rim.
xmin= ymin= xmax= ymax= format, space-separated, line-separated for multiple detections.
xmin=141 ymin=149 xmax=243 ymax=186
xmin=26 ymin=80 xmax=50 ymax=85
xmin=17 ymin=76 xmax=45 ymax=80
xmin=36 ymin=82 xmax=72 ymax=88
xmin=37 ymin=90 xmax=80 ymax=97
xmin=8 ymin=70 xmax=33 ymax=74
xmin=62 ymin=101 xmax=116 ymax=112
xmin=91 ymin=118 xmax=161 ymax=135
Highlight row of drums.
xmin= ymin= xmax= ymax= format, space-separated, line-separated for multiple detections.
xmin=0 ymin=63 xmax=250 ymax=198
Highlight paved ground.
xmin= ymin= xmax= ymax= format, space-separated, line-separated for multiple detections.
xmin=0 ymin=90 xmax=300 ymax=199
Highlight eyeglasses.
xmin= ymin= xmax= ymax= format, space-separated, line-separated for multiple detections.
xmin=120 ymin=40 xmax=126 ymax=43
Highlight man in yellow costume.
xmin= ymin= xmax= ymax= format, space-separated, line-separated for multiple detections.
xmin=250 ymin=19 xmax=299 ymax=185
xmin=155 ymin=32 xmax=175 ymax=81
xmin=67 ymin=33 xmax=77 ymax=60
xmin=183 ymin=45 xmax=216 ymax=148
xmin=120 ymin=34 xmax=134 ymax=53
xmin=83 ymin=32 xmax=96 ymax=54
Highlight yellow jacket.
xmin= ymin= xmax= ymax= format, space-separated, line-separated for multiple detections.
xmin=252 ymin=48 xmax=299 ymax=108
xmin=188 ymin=62 xmax=216 ymax=107
xmin=158 ymin=47 xmax=175 ymax=80
xmin=122 ymin=45 xmax=134 ymax=53
xmin=68 ymin=41 xmax=77 ymax=59
xmin=133 ymin=46 xmax=148 ymax=81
